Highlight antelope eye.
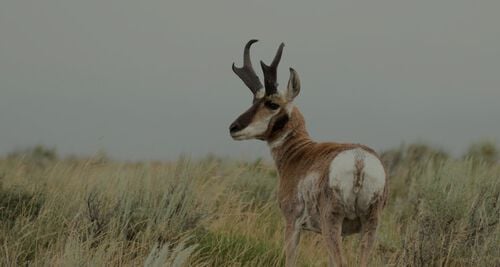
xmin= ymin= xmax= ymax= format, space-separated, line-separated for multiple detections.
xmin=264 ymin=101 xmax=280 ymax=110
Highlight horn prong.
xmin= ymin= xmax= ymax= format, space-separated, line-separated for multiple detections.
xmin=232 ymin=40 xmax=263 ymax=95
xmin=261 ymin=42 xmax=285 ymax=95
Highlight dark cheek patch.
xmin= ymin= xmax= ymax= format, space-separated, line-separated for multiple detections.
xmin=271 ymin=113 xmax=289 ymax=133
xmin=235 ymin=103 xmax=260 ymax=129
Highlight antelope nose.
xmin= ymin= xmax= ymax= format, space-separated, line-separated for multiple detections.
xmin=229 ymin=122 xmax=242 ymax=133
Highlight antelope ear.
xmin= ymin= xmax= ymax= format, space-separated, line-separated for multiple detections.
xmin=286 ymin=68 xmax=301 ymax=101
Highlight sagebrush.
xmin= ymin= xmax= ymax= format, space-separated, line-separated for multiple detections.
xmin=0 ymin=144 xmax=498 ymax=266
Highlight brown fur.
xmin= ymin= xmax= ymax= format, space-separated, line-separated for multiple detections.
xmin=265 ymin=106 xmax=387 ymax=267
xmin=231 ymin=95 xmax=387 ymax=266
xmin=230 ymin=41 xmax=387 ymax=266
xmin=267 ymin=107 xmax=380 ymax=206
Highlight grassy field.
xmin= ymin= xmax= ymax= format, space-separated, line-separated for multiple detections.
xmin=0 ymin=144 xmax=499 ymax=266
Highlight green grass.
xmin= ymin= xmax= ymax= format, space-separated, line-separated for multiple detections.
xmin=0 ymin=144 xmax=499 ymax=266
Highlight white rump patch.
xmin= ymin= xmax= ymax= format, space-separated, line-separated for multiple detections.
xmin=329 ymin=148 xmax=385 ymax=217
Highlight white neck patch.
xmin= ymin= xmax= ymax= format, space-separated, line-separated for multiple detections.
xmin=285 ymin=103 xmax=294 ymax=115
xmin=268 ymin=130 xmax=291 ymax=149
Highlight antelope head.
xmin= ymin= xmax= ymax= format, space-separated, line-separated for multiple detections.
xmin=229 ymin=40 xmax=301 ymax=141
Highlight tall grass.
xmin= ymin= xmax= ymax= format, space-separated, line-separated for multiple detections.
xmin=0 ymin=144 xmax=498 ymax=266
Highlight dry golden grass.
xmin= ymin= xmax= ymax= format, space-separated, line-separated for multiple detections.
xmin=0 ymin=145 xmax=499 ymax=266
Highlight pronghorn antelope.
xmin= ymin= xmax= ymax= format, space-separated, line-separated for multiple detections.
xmin=229 ymin=40 xmax=388 ymax=267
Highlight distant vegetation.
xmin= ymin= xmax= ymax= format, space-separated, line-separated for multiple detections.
xmin=0 ymin=143 xmax=498 ymax=266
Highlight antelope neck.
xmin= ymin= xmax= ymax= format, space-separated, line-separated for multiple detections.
xmin=269 ymin=124 xmax=314 ymax=173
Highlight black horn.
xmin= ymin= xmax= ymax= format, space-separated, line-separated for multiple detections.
xmin=232 ymin=40 xmax=264 ymax=95
xmin=260 ymin=42 xmax=284 ymax=96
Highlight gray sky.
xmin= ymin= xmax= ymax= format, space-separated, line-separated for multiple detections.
xmin=1 ymin=0 xmax=499 ymax=160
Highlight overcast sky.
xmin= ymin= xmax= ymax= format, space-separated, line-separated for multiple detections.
xmin=1 ymin=0 xmax=499 ymax=160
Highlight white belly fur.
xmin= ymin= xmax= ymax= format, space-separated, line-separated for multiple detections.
xmin=296 ymin=172 xmax=322 ymax=231
xmin=329 ymin=148 xmax=386 ymax=219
